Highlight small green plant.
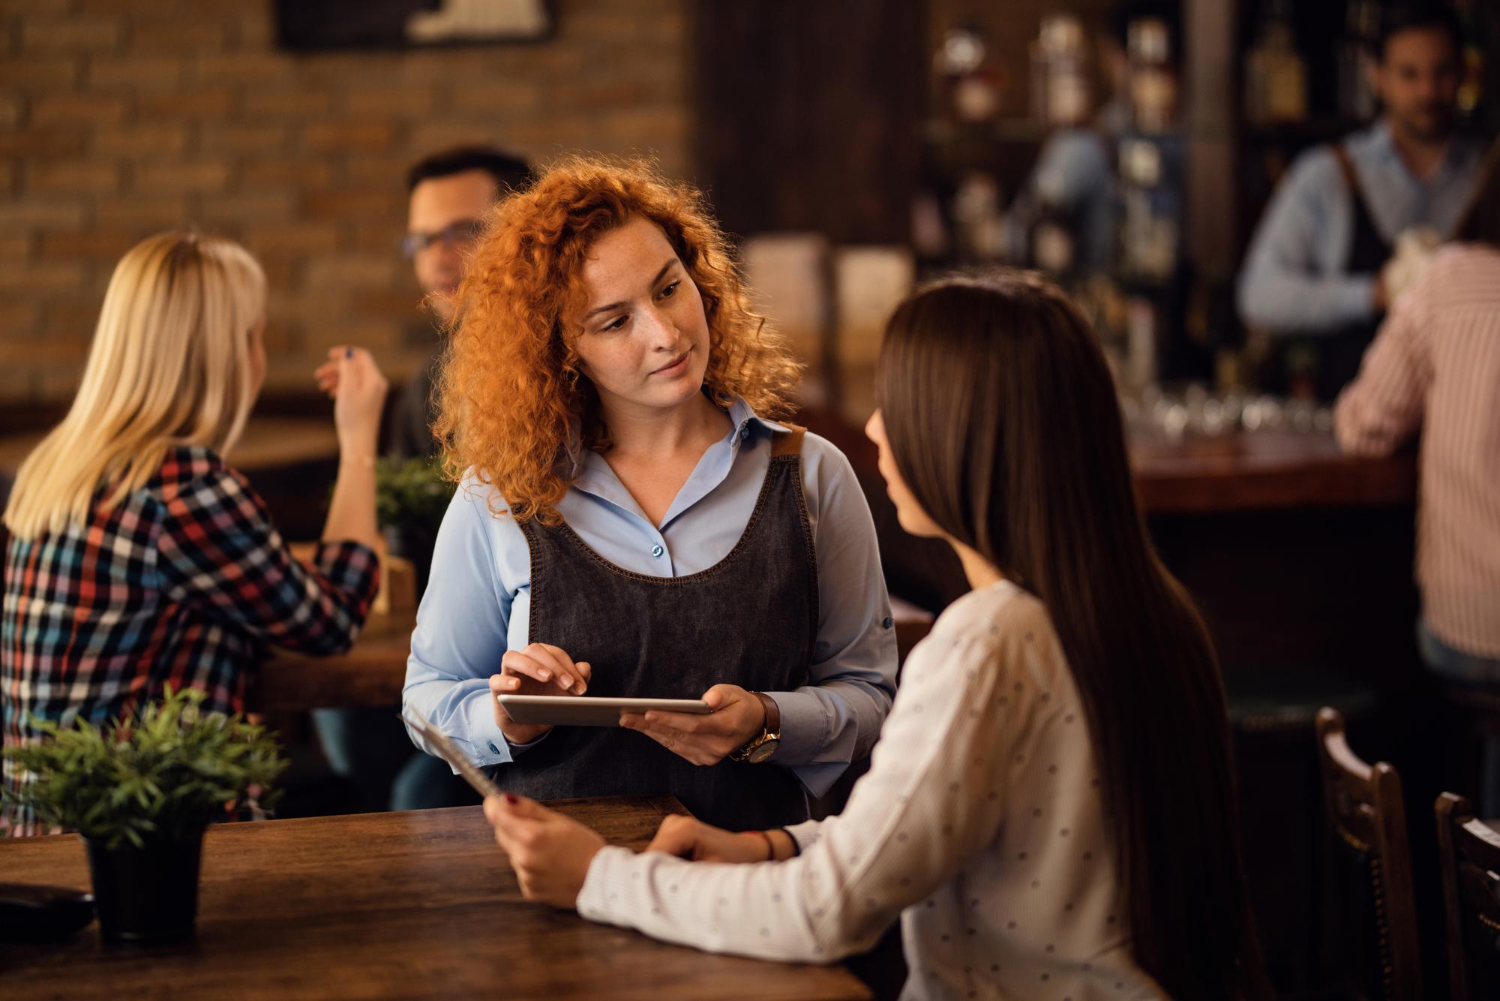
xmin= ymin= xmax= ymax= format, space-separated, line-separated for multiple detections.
xmin=375 ymin=457 xmax=454 ymax=534
xmin=1 ymin=687 xmax=288 ymax=848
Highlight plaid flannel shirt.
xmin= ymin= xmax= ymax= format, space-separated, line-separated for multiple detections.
xmin=2 ymin=446 xmax=379 ymax=836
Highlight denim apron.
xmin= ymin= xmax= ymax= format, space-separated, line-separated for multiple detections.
xmin=500 ymin=428 xmax=817 ymax=830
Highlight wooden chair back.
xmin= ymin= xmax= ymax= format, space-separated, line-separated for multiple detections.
xmin=1315 ymin=707 xmax=1423 ymax=1000
xmin=1435 ymin=792 xmax=1500 ymax=1001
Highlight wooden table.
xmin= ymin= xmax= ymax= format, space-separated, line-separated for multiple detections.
xmin=0 ymin=798 xmax=871 ymax=1000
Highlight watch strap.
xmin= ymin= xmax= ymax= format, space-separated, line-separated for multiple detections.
xmin=753 ymin=691 xmax=781 ymax=737
xmin=730 ymin=693 xmax=782 ymax=762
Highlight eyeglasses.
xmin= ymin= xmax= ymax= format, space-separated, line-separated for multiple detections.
xmin=400 ymin=218 xmax=485 ymax=259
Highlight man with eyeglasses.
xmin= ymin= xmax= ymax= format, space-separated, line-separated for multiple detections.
xmin=392 ymin=147 xmax=532 ymax=460
xmin=312 ymin=147 xmax=530 ymax=816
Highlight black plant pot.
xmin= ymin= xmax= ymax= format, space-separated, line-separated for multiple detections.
xmin=82 ymin=831 xmax=204 ymax=944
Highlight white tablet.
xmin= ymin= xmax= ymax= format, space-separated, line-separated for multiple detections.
xmin=496 ymin=694 xmax=712 ymax=727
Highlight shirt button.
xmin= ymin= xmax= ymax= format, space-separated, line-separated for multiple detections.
xmin=739 ymin=425 xmax=751 ymax=441
xmin=488 ymin=742 xmax=500 ymax=754
xmin=651 ymin=544 xmax=665 ymax=558
xmin=882 ymin=616 xmax=895 ymax=629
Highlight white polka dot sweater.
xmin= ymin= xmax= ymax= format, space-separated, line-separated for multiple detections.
xmin=577 ymin=580 xmax=1165 ymax=1000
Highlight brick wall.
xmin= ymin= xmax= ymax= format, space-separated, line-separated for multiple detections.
xmin=0 ymin=0 xmax=691 ymax=408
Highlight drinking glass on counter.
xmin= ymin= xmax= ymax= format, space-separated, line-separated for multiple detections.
xmin=1123 ymin=383 xmax=1333 ymax=440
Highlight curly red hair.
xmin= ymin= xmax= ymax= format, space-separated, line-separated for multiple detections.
xmin=434 ymin=156 xmax=802 ymax=524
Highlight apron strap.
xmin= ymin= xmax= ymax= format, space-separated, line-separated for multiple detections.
xmin=1330 ymin=143 xmax=1365 ymax=204
xmin=1329 ymin=142 xmax=1390 ymax=259
xmin=770 ymin=425 xmax=806 ymax=458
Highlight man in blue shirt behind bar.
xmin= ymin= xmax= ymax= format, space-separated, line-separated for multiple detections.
xmin=1236 ymin=3 xmax=1483 ymax=400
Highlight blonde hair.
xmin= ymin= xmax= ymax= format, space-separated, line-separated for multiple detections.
xmin=4 ymin=232 xmax=266 ymax=539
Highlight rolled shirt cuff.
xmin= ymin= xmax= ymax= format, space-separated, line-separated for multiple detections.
xmin=462 ymin=687 xmax=515 ymax=767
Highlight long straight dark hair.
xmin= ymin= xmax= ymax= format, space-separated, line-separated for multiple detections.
xmin=877 ymin=272 xmax=1263 ymax=999
xmin=1452 ymin=134 xmax=1500 ymax=248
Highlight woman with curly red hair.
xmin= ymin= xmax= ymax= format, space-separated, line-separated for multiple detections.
xmin=401 ymin=158 xmax=897 ymax=830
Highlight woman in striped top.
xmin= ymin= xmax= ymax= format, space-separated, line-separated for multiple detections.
xmin=1335 ymin=138 xmax=1500 ymax=805
xmin=2 ymin=232 xmax=389 ymax=836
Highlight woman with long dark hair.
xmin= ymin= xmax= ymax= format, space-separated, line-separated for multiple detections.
xmin=482 ymin=271 xmax=1261 ymax=998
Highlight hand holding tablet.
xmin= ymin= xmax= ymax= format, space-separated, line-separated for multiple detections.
xmin=491 ymin=642 xmax=593 ymax=744
xmin=490 ymin=642 xmax=714 ymax=734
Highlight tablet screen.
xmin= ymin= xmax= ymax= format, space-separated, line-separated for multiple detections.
xmin=496 ymin=695 xmax=712 ymax=727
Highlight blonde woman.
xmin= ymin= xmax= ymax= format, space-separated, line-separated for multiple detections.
xmin=2 ymin=232 xmax=388 ymax=837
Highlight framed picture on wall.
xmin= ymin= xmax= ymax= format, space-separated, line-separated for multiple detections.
xmin=275 ymin=0 xmax=554 ymax=51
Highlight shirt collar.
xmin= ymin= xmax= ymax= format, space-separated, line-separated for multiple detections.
xmin=566 ymin=395 xmax=787 ymax=505
xmin=1360 ymin=119 xmax=1476 ymax=187
xmin=725 ymin=395 xmax=787 ymax=445
xmin=1358 ymin=120 xmax=1400 ymax=165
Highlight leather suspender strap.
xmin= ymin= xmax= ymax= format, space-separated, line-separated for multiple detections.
xmin=770 ymin=425 xmax=805 ymax=458
xmin=1330 ymin=142 xmax=1385 ymax=234
xmin=1330 ymin=143 xmax=1362 ymax=201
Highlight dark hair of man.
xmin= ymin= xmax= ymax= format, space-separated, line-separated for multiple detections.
xmin=405 ymin=146 xmax=532 ymax=195
xmin=876 ymin=272 xmax=1266 ymax=1000
xmin=1453 ymin=135 xmax=1500 ymax=248
xmin=1372 ymin=3 xmax=1464 ymax=62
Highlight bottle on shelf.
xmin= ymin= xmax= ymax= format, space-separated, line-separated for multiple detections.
xmin=1030 ymin=14 xmax=1091 ymax=127
xmin=951 ymin=171 xmax=1006 ymax=263
xmin=1113 ymin=11 xmax=1185 ymax=390
xmin=1337 ymin=0 xmax=1380 ymax=122
xmin=1118 ymin=138 xmax=1180 ymax=283
xmin=1116 ymin=13 xmax=1180 ymax=287
xmin=1127 ymin=16 xmax=1176 ymax=133
xmin=1455 ymin=1 xmax=1484 ymax=120
xmin=1244 ymin=0 xmax=1307 ymax=126
xmin=933 ymin=23 xmax=1004 ymax=125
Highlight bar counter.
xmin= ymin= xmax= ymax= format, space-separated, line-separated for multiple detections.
xmin=1134 ymin=431 xmax=1419 ymax=683
xmin=1129 ymin=429 xmax=1417 ymax=514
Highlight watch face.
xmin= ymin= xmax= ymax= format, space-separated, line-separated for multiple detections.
xmin=747 ymin=737 xmax=779 ymax=764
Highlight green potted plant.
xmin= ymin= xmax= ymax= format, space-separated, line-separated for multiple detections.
xmin=375 ymin=457 xmax=455 ymax=594
xmin=1 ymin=687 xmax=287 ymax=944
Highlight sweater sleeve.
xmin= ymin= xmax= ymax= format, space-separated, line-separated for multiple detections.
xmin=575 ymin=593 xmax=1052 ymax=963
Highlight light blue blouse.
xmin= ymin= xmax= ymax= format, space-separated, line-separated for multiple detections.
xmin=402 ymin=399 xmax=899 ymax=798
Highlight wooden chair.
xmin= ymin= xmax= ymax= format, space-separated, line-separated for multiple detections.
xmin=1315 ymin=706 xmax=1423 ymax=1000
xmin=1435 ymin=793 xmax=1500 ymax=1000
